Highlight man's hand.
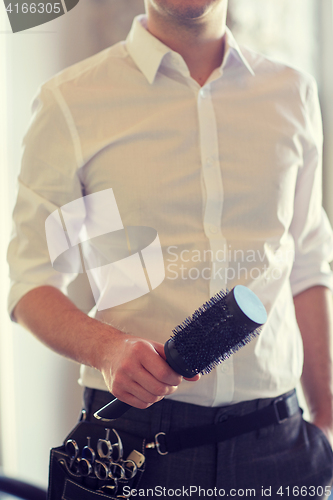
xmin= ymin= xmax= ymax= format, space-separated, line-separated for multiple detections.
xmin=13 ymin=286 xmax=200 ymax=411
xmin=313 ymin=419 xmax=333 ymax=449
xmin=98 ymin=332 xmax=200 ymax=409
xmin=294 ymin=286 xmax=333 ymax=450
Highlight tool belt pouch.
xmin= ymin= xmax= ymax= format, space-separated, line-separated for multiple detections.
xmin=47 ymin=419 xmax=146 ymax=499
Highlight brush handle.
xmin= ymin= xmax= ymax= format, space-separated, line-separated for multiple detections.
xmin=94 ymin=399 xmax=132 ymax=421
xmin=94 ymin=286 xmax=266 ymax=421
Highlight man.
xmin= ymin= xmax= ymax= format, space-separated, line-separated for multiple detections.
xmin=8 ymin=0 xmax=333 ymax=497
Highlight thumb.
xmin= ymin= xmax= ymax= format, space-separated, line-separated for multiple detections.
xmin=152 ymin=341 xmax=167 ymax=360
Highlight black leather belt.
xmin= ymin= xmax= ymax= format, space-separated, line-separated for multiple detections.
xmin=146 ymin=390 xmax=300 ymax=455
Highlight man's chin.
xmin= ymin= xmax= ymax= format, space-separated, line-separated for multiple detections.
xmin=153 ymin=0 xmax=219 ymax=22
xmin=173 ymin=7 xmax=209 ymax=19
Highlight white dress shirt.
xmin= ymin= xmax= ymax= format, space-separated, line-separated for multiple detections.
xmin=7 ymin=15 xmax=333 ymax=406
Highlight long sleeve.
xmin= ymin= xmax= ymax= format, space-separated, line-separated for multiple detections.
xmin=289 ymin=79 xmax=333 ymax=296
xmin=7 ymin=85 xmax=84 ymax=318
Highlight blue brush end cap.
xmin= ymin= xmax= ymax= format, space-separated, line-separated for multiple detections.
xmin=225 ymin=285 xmax=267 ymax=331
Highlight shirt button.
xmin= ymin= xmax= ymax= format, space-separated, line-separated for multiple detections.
xmin=205 ymin=157 xmax=214 ymax=168
xmin=209 ymin=225 xmax=218 ymax=234
xmin=221 ymin=363 xmax=230 ymax=374
xmin=200 ymin=87 xmax=209 ymax=98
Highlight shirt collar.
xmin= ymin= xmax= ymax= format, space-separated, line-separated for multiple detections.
xmin=126 ymin=15 xmax=255 ymax=85
xmin=223 ymin=27 xmax=255 ymax=77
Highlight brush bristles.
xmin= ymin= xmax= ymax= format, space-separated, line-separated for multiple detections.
xmin=171 ymin=290 xmax=261 ymax=375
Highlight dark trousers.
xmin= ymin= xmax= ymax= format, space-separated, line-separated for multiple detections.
xmin=84 ymin=388 xmax=333 ymax=499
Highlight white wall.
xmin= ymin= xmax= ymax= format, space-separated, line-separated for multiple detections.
xmin=319 ymin=0 xmax=333 ymax=221
xmin=0 ymin=2 xmax=92 ymax=489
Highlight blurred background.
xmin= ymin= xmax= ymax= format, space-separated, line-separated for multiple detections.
xmin=0 ymin=0 xmax=333 ymax=491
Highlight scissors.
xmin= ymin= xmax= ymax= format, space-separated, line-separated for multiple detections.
xmin=121 ymin=459 xmax=138 ymax=480
xmin=108 ymin=461 xmax=126 ymax=481
xmin=77 ymin=436 xmax=95 ymax=477
xmin=97 ymin=428 xmax=113 ymax=460
xmin=65 ymin=439 xmax=80 ymax=471
xmin=109 ymin=429 xmax=123 ymax=462
xmin=94 ymin=459 xmax=110 ymax=481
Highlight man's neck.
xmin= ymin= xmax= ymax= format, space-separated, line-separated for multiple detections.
xmin=146 ymin=5 xmax=227 ymax=86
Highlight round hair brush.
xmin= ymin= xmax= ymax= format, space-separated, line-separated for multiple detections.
xmin=94 ymin=285 xmax=267 ymax=421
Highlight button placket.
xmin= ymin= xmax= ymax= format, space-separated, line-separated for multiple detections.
xmin=197 ymin=84 xmax=234 ymax=403
xmin=197 ymin=85 xmax=229 ymax=287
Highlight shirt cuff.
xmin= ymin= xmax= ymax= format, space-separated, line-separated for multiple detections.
xmin=290 ymin=271 xmax=333 ymax=297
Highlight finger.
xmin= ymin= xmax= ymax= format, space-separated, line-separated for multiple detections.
xmin=184 ymin=373 xmax=201 ymax=382
xmin=129 ymin=378 xmax=175 ymax=404
xmin=110 ymin=379 xmax=161 ymax=409
xmin=152 ymin=342 xmax=167 ymax=360
xmin=116 ymin=389 xmax=164 ymax=410
xmin=131 ymin=361 xmax=179 ymax=398
xmin=152 ymin=341 xmax=201 ymax=382
xmin=112 ymin=339 xmax=180 ymax=388
xmin=142 ymin=343 xmax=182 ymax=386
xmin=111 ymin=355 xmax=179 ymax=404
xmin=113 ymin=374 xmax=174 ymax=409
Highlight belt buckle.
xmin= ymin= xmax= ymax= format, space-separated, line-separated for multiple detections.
xmin=272 ymin=396 xmax=287 ymax=424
